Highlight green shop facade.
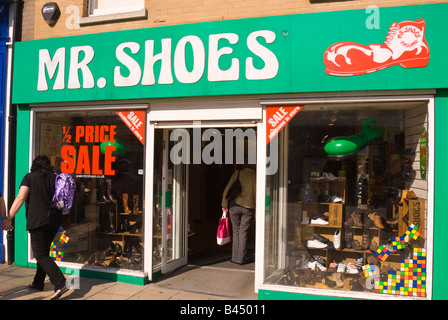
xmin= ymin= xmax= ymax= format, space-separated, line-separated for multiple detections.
xmin=10 ymin=3 xmax=448 ymax=300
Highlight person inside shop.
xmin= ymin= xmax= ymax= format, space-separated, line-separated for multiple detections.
xmin=1 ymin=155 xmax=68 ymax=300
xmin=221 ymin=159 xmax=256 ymax=265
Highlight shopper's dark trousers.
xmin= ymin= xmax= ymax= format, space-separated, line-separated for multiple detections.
xmin=29 ymin=223 xmax=66 ymax=290
xmin=229 ymin=202 xmax=254 ymax=264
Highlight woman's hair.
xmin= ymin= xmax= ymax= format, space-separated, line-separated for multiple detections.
xmin=30 ymin=155 xmax=53 ymax=173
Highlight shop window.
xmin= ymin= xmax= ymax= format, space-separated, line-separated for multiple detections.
xmin=34 ymin=109 xmax=145 ymax=271
xmin=88 ymin=0 xmax=145 ymax=16
xmin=264 ymin=102 xmax=428 ymax=298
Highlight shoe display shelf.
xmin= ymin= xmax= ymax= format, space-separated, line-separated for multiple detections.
xmin=97 ymin=201 xmax=144 ymax=269
xmin=295 ymin=177 xmax=345 ymax=263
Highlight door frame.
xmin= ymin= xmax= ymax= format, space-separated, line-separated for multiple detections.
xmin=146 ymin=119 xmax=261 ymax=279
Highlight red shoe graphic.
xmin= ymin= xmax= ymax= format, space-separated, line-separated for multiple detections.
xmin=323 ymin=19 xmax=429 ymax=76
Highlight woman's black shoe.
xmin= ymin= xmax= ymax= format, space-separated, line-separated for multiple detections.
xmin=28 ymin=283 xmax=44 ymax=291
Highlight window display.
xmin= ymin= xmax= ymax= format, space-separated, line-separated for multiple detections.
xmin=264 ymin=102 xmax=428 ymax=298
xmin=34 ymin=109 xmax=145 ymax=271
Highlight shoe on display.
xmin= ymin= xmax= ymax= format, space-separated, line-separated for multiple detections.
xmin=301 ymin=216 xmax=310 ymax=224
xmin=337 ymin=261 xmax=346 ymax=273
xmin=351 ymin=211 xmax=363 ymax=227
xmin=313 ymin=233 xmax=330 ymax=244
xmin=310 ymin=171 xmax=324 ymax=180
xmin=368 ymin=212 xmax=385 ymax=229
xmin=306 ymin=260 xmax=327 ymax=272
xmin=355 ymin=255 xmax=364 ymax=271
xmin=332 ymin=272 xmax=345 ymax=288
xmin=344 ymin=217 xmax=355 ymax=227
xmin=362 ymin=232 xmax=371 ymax=250
xmin=300 ymin=259 xmax=310 ymax=269
xmin=306 ymin=239 xmax=328 ymax=249
xmin=384 ymin=243 xmax=397 ymax=253
xmin=345 ymin=231 xmax=354 ymax=249
xmin=322 ymin=172 xmax=338 ymax=181
xmin=313 ymin=255 xmax=327 ymax=265
xmin=334 ymin=229 xmax=341 ymax=250
xmin=323 ymin=19 xmax=429 ymax=77
xmin=369 ymin=240 xmax=379 ymax=252
xmin=351 ymin=240 xmax=363 ymax=250
xmin=331 ymin=195 xmax=343 ymax=203
xmin=322 ymin=276 xmax=337 ymax=288
xmin=328 ymin=262 xmax=338 ymax=273
xmin=311 ymin=217 xmax=329 ymax=225
xmin=346 ymin=262 xmax=359 ymax=274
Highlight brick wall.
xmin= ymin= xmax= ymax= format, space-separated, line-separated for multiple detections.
xmin=21 ymin=0 xmax=35 ymax=41
xmin=24 ymin=0 xmax=446 ymax=40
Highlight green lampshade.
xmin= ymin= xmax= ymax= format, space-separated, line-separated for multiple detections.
xmin=324 ymin=117 xmax=382 ymax=158
xmin=100 ymin=140 xmax=128 ymax=155
xmin=324 ymin=137 xmax=360 ymax=157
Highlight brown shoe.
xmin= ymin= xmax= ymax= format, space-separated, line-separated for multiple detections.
xmin=352 ymin=211 xmax=363 ymax=227
xmin=332 ymin=272 xmax=344 ymax=288
xmin=344 ymin=217 xmax=354 ymax=227
xmin=351 ymin=240 xmax=363 ymax=250
xmin=368 ymin=212 xmax=385 ymax=229
xmin=369 ymin=240 xmax=378 ymax=252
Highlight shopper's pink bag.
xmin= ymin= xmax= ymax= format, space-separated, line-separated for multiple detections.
xmin=217 ymin=212 xmax=231 ymax=245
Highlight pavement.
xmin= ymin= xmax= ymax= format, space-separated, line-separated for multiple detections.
xmin=0 ymin=252 xmax=258 ymax=300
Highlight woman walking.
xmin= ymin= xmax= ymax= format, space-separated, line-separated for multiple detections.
xmin=1 ymin=155 xmax=68 ymax=300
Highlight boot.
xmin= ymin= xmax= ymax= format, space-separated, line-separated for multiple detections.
xmin=323 ymin=19 xmax=429 ymax=76
xmin=386 ymin=212 xmax=399 ymax=225
xmin=368 ymin=212 xmax=385 ymax=229
xmin=97 ymin=178 xmax=110 ymax=202
xmin=133 ymin=195 xmax=142 ymax=214
xmin=108 ymin=205 xmax=116 ymax=233
xmin=106 ymin=178 xmax=116 ymax=203
xmin=362 ymin=232 xmax=371 ymax=250
xmin=352 ymin=211 xmax=363 ymax=227
xmin=345 ymin=230 xmax=354 ymax=249
xmin=122 ymin=193 xmax=131 ymax=214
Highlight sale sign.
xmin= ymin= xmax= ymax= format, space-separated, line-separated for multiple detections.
xmin=60 ymin=125 xmax=117 ymax=176
xmin=266 ymin=105 xmax=303 ymax=144
xmin=116 ymin=110 xmax=145 ymax=144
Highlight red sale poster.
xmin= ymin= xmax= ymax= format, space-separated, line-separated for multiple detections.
xmin=266 ymin=105 xmax=303 ymax=144
xmin=116 ymin=110 xmax=146 ymax=144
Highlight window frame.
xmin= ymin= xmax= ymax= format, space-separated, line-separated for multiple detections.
xmin=87 ymin=0 xmax=145 ymax=16
xmin=256 ymin=94 xmax=435 ymax=300
xmin=27 ymin=103 xmax=150 ymax=278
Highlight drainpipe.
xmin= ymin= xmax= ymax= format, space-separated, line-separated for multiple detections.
xmin=3 ymin=0 xmax=23 ymax=265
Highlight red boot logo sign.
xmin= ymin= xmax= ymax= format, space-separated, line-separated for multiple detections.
xmin=323 ymin=19 xmax=429 ymax=76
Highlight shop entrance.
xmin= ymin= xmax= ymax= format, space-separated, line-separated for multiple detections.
xmin=187 ymin=160 xmax=256 ymax=267
xmin=150 ymin=123 xmax=257 ymax=277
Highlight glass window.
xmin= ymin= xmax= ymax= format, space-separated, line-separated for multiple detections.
xmin=34 ymin=109 xmax=145 ymax=271
xmin=264 ymin=102 xmax=428 ymax=298
xmin=88 ymin=0 xmax=145 ymax=16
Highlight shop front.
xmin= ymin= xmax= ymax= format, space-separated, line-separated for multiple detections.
xmin=10 ymin=3 xmax=448 ymax=299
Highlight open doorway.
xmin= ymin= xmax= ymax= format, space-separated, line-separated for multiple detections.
xmin=186 ymin=127 xmax=257 ymax=270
